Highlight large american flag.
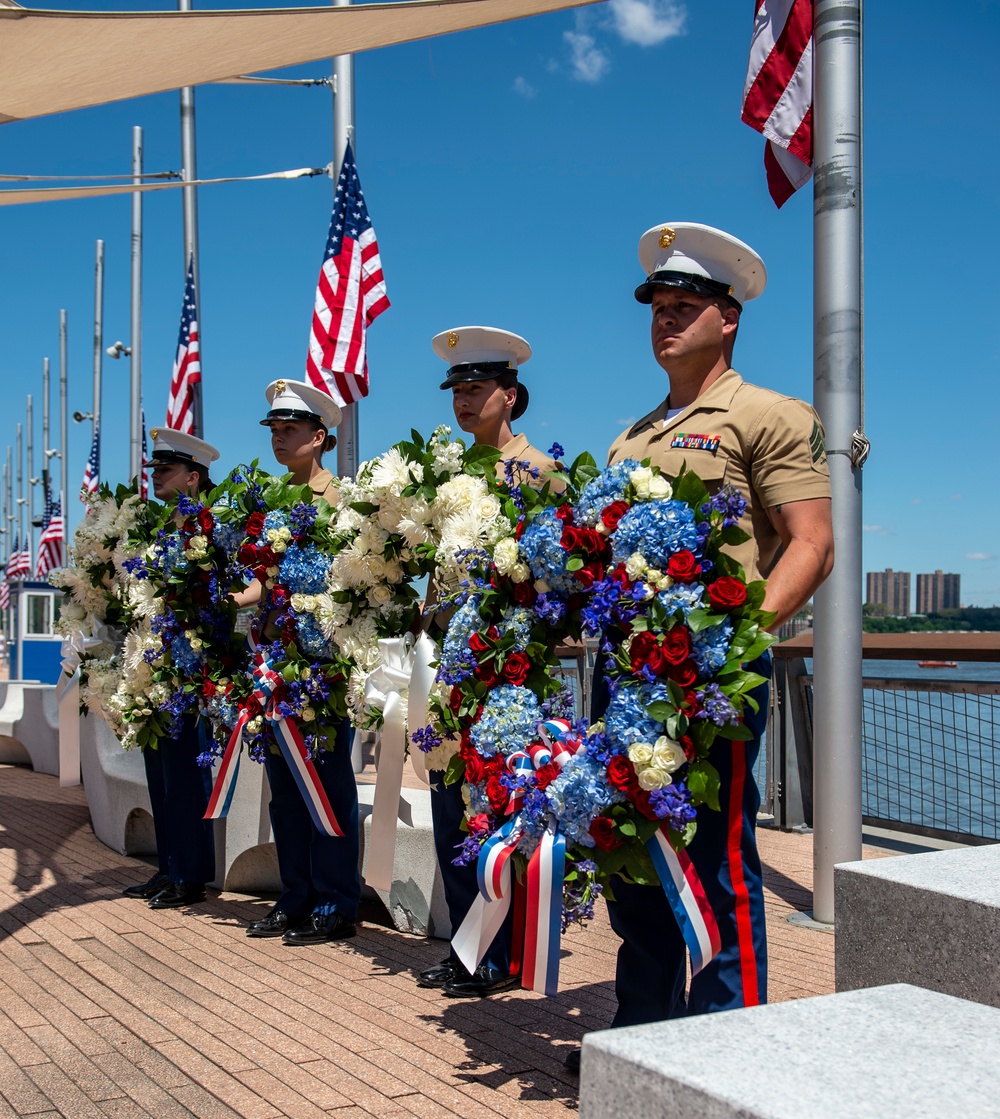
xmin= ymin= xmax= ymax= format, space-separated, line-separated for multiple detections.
xmin=742 ymin=0 xmax=813 ymax=208
xmin=166 ymin=256 xmax=201 ymax=433
xmin=305 ymin=142 xmax=389 ymax=406
xmin=36 ymin=489 xmax=64 ymax=577
xmin=8 ymin=532 xmax=31 ymax=580
xmin=80 ymin=421 xmax=100 ymax=501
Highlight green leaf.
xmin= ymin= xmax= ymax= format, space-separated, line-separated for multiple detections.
xmin=350 ymin=501 xmax=379 ymax=515
xmin=686 ymin=607 xmax=724 ymax=634
xmin=717 ymin=721 xmax=754 ymax=741
xmin=444 ymin=751 xmax=466 ymax=787
xmin=644 ymin=700 xmax=673 ymax=724
xmin=686 ymin=760 xmax=721 ymax=811
xmin=565 ymin=556 xmax=584 ymax=572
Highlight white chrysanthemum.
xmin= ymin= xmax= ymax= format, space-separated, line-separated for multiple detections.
xmin=334 ymin=506 xmax=364 ymax=533
xmin=315 ymin=593 xmax=354 ymax=641
xmin=370 ymin=447 xmax=421 ymax=494
xmin=432 ymin=473 xmax=489 ymax=523
xmin=127 ymin=579 xmax=162 ymax=620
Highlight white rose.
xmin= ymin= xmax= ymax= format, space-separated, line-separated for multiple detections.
xmin=272 ymin=539 xmax=287 ymax=554
xmin=625 ymin=552 xmax=647 ymax=581
xmin=638 ymin=766 xmax=672 ymax=791
xmin=652 ymin=735 xmax=687 ymax=773
xmin=630 ymin=466 xmax=653 ymax=498
xmin=189 ymin=637 xmax=204 ymax=652
xmin=534 ymin=579 xmax=552 ymax=594
xmin=300 ymin=706 xmax=317 ymax=723
xmin=247 ymin=716 xmax=263 ymax=734
xmin=494 ymin=537 xmax=520 ymax=575
xmin=628 ymin=742 xmax=654 ymax=767
xmin=62 ymin=602 xmax=86 ymax=621
xmin=648 ymin=474 xmax=673 ymax=501
xmin=509 ymin=563 xmax=531 ymax=584
xmin=367 ymin=584 xmax=393 ymax=608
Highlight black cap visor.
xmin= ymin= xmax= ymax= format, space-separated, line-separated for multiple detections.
xmin=634 ymin=270 xmax=742 ymax=312
xmin=439 ymin=360 xmax=514 ymax=391
xmin=260 ymin=407 xmax=325 ymax=428
xmin=146 ymin=451 xmax=198 ymax=469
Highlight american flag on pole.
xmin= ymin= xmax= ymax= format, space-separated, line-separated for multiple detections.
xmin=80 ymin=422 xmax=100 ymax=501
xmin=305 ymin=142 xmax=389 ymax=406
xmin=140 ymin=411 xmax=149 ymax=500
xmin=8 ymin=532 xmax=31 ymax=580
xmin=742 ymin=0 xmax=813 ymax=208
xmin=166 ymin=256 xmax=201 ymax=433
xmin=0 ymin=544 xmax=15 ymax=609
xmin=36 ymin=489 xmax=64 ymax=577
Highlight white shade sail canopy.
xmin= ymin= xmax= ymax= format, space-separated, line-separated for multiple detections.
xmin=0 ymin=0 xmax=602 ymax=124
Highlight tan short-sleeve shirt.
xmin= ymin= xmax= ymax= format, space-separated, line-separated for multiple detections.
xmin=608 ymin=368 xmax=830 ymax=583
xmin=496 ymin=432 xmax=566 ymax=494
xmin=309 ymin=467 xmax=339 ymax=508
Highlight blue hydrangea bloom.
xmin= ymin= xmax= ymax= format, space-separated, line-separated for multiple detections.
xmin=169 ymin=633 xmax=203 ymax=676
xmin=692 ymin=619 xmax=734 ymax=677
xmin=296 ymin=611 xmax=332 ymax=658
xmin=438 ymin=595 xmax=482 ymax=683
xmin=547 ymin=753 xmax=624 ymax=847
xmin=574 ymin=460 xmax=640 ymax=526
xmin=279 ymin=543 xmax=329 ymax=594
xmin=657 ymin=581 xmax=705 ymax=619
xmin=603 ymin=680 xmax=672 ymax=750
xmin=518 ymin=507 xmax=579 ymax=596
xmin=470 ymin=685 xmax=543 ymax=758
xmin=611 ymin=500 xmax=700 ymax=570
xmin=498 ymin=606 xmax=536 ymax=652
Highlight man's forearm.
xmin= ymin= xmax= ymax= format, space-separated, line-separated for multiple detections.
xmin=761 ymin=538 xmax=834 ymax=630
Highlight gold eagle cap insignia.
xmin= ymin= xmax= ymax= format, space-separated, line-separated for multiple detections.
xmin=149 ymin=428 xmax=159 ymax=440
xmin=274 ymin=379 xmax=287 ymax=395
xmin=659 ymin=227 xmax=676 ymax=249
xmin=447 ymin=332 xmax=459 ymax=348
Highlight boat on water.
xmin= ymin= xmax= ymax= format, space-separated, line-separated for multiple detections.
xmin=917 ymin=660 xmax=959 ymax=668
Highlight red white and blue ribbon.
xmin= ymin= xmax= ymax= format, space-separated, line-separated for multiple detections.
xmin=204 ymin=710 xmax=246 ymax=820
xmin=521 ymin=824 xmax=566 ymax=996
xmin=647 ymin=824 xmax=721 ymax=974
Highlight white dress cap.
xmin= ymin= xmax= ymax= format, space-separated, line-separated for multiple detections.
xmin=635 ymin=222 xmax=767 ymax=307
xmin=432 ymin=326 xmax=531 ymax=386
xmin=146 ymin=426 xmax=220 ymax=470
xmin=261 ymin=378 xmax=343 ymax=431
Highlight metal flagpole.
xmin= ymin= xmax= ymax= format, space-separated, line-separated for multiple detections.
xmin=60 ymin=309 xmax=69 ymax=536
xmin=93 ymin=239 xmax=105 ymax=434
xmin=333 ymin=0 xmax=358 ymax=480
xmin=811 ymin=0 xmax=865 ymax=924
xmin=16 ymin=423 xmax=25 ymax=568
xmin=178 ymin=0 xmax=204 ymax=438
xmin=42 ymin=357 xmax=51 ymax=498
xmin=130 ymin=127 xmax=144 ymax=481
xmin=26 ymin=395 xmax=34 ymax=558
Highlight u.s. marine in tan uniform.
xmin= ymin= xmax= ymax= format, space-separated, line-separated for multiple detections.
xmin=417 ymin=325 xmax=562 ymax=1000
xmin=568 ymin=223 xmax=834 ymax=1074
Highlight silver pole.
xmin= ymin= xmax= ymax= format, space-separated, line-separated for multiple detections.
xmin=16 ymin=423 xmax=25 ymax=568
xmin=42 ymin=357 xmax=50 ymax=485
xmin=811 ymin=0 xmax=864 ymax=924
xmin=60 ymin=309 xmax=69 ymax=530
xmin=130 ymin=126 xmax=144 ymax=481
xmin=26 ymin=395 xmax=34 ymax=555
xmin=178 ymin=0 xmax=204 ymax=438
xmin=333 ymin=0 xmax=358 ymax=480
xmin=93 ymin=239 xmax=104 ymax=433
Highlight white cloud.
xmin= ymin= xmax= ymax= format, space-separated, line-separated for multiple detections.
xmin=966 ymin=552 xmax=995 ymax=561
xmin=564 ymin=27 xmax=610 ymax=82
xmin=863 ymin=524 xmax=889 ymax=535
xmin=512 ymin=76 xmax=536 ymax=99
xmin=616 ymin=416 xmax=637 ymax=427
xmin=607 ymin=0 xmax=686 ymax=46
xmin=911 ymin=497 xmax=922 ymax=505
xmin=950 ymin=493 xmax=963 ymax=501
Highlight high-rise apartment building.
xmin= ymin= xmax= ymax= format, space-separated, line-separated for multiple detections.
xmin=866 ymin=568 xmax=911 ymax=616
xmin=915 ymin=570 xmax=961 ymax=614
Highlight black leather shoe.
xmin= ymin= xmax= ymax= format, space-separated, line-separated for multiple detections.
xmin=282 ymin=911 xmax=356 ymax=945
xmin=123 ymin=872 xmax=170 ymax=900
xmin=564 ymin=1047 xmax=581 ymax=1076
xmin=246 ymin=909 xmax=300 ymax=938
xmin=148 ymin=882 xmax=206 ymax=909
xmin=443 ymin=964 xmax=518 ymax=997
xmin=417 ymin=957 xmax=470 ymax=989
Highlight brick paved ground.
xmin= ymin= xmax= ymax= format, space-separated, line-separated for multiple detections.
xmin=0 ymin=762 xmax=880 ymax=1118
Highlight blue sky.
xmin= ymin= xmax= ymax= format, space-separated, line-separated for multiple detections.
xmin=1 ymin=0 xmax=998 ymax=606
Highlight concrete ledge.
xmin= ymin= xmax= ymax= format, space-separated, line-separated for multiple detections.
xmin=835 ymin=844 xmax=1000 ymax=1006
xmin=580 ymin=984 xmax=999 ymax=1119
xmin=0 ymin=683 xmax=59 ymax=773
xmin=79 ymin=711 xmax=155 ymax=855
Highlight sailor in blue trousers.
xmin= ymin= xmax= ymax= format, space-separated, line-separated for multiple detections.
xmin=241 ymin=380 xmax=361 ymax=945
xmin=565 ymin=223 xmax=834 ymax=1072
xmin=122 ymin=429 xmax=220 ymax=909
xmin=418 ymin=327 xmax=563 ymax=997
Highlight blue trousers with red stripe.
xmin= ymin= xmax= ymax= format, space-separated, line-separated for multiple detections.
xmin=143 ymin=714 xmax=216 ymax=887
xmin=263 ymin=716 xmax=360 ymax=922
xmin=597 ymin=654 xmax=770 ymax=1025
xmin=430 ymin=772 xmax=512 ymax=973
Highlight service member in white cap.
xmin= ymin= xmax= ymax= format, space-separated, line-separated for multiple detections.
xmin=416 ymin=326 xmax=564 ymax=998
xmin=122 ymin=427 xmax=221 ymax=911
xmin=568 ymin=224 xmax=834 ymax=1071
xmin=241 ymin=378 xmax=361 ymax=945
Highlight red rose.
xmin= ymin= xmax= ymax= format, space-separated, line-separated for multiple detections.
xmin=485 ymin=775 xmax=508 ymax=815
xmin=575 ymin=562 xmax=605 ymax=589
xmin=683 ymin=689 xmax=699 ymax=711
xmin=198 ymin=508 xmax=214 ymax=535
xmin=245 ymin=695 xmax=262 ymax=718
xmin=576 ymin=528 xmax=609 ymax=557
xmin=201 ymin=679 xmax=216 ymax=699
xmin=181 ymin=517 xmax=197 ymax=537
xmin=463 ymin=752 xmax=486 ymax=785
xmin=668 ymin=659 xmax=699 ymax=688
xmin=633 ymin=791 xmax=661 ymax=820
xmin=707 ymin=577 xmax=748 ymax=611
xmin=502 ymin=651 xmax=531 ymax=686
xmin=512 ymin=580 xmax=537 ymax=606
xmin=468 ymin=813 xmax=491 ymax=835
xmin=560 ymin=525 xmax=584 ymax=552
xmin=610 ymin=563 xmax=632 ymax=589
xmin=629 ymin=631 xmax=658 ymax=673
xmin=534 ymin=761 xmax=562 ymax=790
xmin=555 ymin=503 xmax=575 ymax=524
xmin=257 ymin=546 xmax=277 ymax=569
xmin=469 ymin=632 xmax=490 ymax=654
xmin=449 ymin=687 xmax=464 ymax=713
xmin=600 ymin=501 xmax=630 ymax=532
xmin=483 ymin=754 xmax=505 ymax=778
xmin=679 ymin=734 xmax=696 ymax=763
xmin=589 ymin=816 xmax=623 ymax=851
xmin=645 ymin=645 xmax=669 ymax=677
xmin=662 ymin=626 xmax=692 ymax=665
xmin=667 ymin=550 xmax=701 ymax=582
xmin=606 ymin=755 xmax=635 ymax=791
xmin=478 ymin=665 xmax=500 ymax=688
xmin=246 ymin=512 xmax=266 ymax=537
xmin=237 ymin=544 xmax=257 ymax=566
